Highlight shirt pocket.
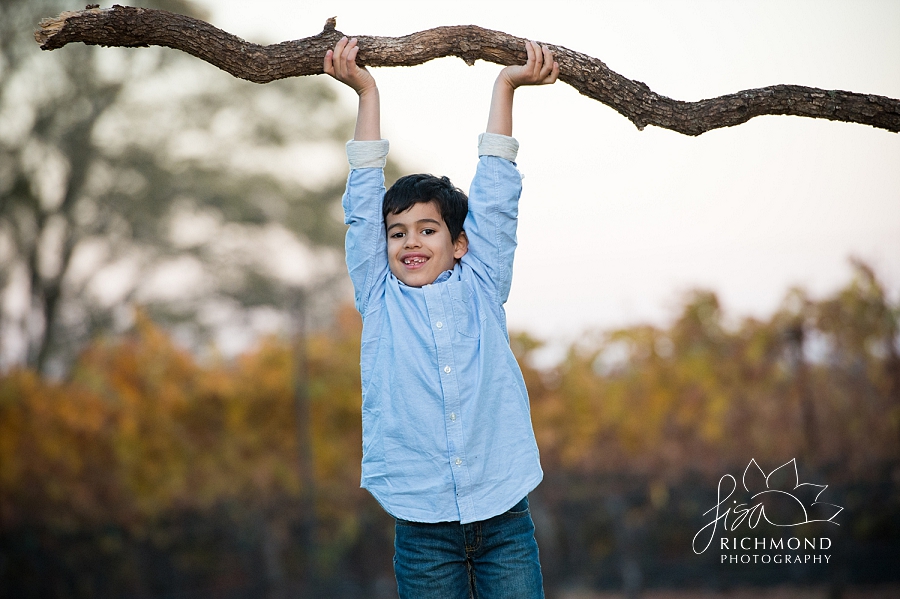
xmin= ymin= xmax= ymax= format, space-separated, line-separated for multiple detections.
xmin=448 ymin=279 xmax=480 ymax=338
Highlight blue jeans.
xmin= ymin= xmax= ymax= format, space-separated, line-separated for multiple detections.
xmin=393 ymin=496 xmax=544 ymax=599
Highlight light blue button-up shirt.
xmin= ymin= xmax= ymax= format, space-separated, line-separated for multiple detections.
xmin=342 ymin=134 xmax=542 ymax=524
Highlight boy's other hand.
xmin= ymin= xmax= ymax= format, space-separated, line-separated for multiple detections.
xmin=500 ymin=40 xmax=559 ymax=89
xmin=324 ymin=37 xmax=377 ymax=96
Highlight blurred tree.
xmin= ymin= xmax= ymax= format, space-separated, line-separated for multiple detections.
xmin=1 ymin=0 xmax=371 ymax=375
xmin=811 ymin=260 xmax=900 ymax=471
xmin=530 ymin=261 xmax=900 ymax=482
xmin=0 ymin=304 xmax=385 ymax=597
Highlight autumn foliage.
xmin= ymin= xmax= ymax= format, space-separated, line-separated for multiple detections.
xmin=528 ymin=265 xmax=900 ymax=481
xmin=1 ymin=262 xmax=899 ymax=596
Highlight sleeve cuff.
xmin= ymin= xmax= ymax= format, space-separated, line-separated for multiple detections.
xmin=477 ymin=133 xmax=519 ymax=162
xmin=346 ymin=139 xmax=390 ymax=169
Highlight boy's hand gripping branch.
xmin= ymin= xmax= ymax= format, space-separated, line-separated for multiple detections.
xmin=324 ymin=36 xmax=376 ymax=96
xmin=499 ymin=40 xmax=559 ymax=90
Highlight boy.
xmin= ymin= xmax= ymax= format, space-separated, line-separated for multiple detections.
xmin=325 ymin=36 xmax=558 ymax=599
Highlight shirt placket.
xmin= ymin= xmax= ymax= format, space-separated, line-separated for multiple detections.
xmin=423 ymin=282 xmax=474 ymax=521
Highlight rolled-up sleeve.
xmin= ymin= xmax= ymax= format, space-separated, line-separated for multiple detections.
xmin=477 ymin=132 xmax=519 ymax=162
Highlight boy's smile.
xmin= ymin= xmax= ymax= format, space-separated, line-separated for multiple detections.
xmin=385 ymin=201 xmax=468 ymax=288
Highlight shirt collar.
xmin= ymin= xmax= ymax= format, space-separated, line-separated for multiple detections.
xmin=432 ymin=269 xmax=453 ymax=284
xmin=394 ymin=268 xmax=454 ymax=287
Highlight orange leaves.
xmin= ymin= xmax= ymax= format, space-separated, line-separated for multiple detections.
xmin=2 ymin=262 xmax=896 ymax=538
xmin=527 ymin=264 xmax=899 ymax=482
xmin=0 ymin=369 xmax=120 ymax=529
xmin=0 ymin=307 xmax=366 ymax=535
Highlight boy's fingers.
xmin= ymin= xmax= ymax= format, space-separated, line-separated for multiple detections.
xmin=332 ymin=37 xmax=349 ymax=77
xmin=531 ymin=41 xmax=543 ymax=74
xmin=324 ymin=49 xmax=334 ymax=76
xmin=346 ymin=37 xmax=359 ymax=60
xmin=541 ymin=46 xmax=553 ymax=75
xmin=539 ymin=45 xmax=554 ymax=79
xmin=343 ymin=39 xmax=360 ymax=76
xmin=334 ymin=36 xmax=348 ymax=57
xmin=546 ymin=61 xmax=560 ymax=84
xmin=346 ymin=47 xmax=361 ymax=80
xmin=524 ymin=39 xmax=534 ymax=69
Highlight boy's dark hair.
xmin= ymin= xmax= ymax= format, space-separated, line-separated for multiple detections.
xmin=383 ymin=174 xmax=468 ymax=241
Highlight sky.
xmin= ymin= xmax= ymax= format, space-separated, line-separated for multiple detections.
xmin=195 ymin=0 xmax=899 ymax=357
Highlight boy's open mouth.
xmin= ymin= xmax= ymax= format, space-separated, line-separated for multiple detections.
xmin=401 ymin=254 xmax=428 ymax=269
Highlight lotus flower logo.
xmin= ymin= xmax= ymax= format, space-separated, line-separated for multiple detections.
xmin=692 ymin=458 xmax=843 ymax=554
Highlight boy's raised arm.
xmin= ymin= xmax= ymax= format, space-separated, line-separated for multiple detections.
xmin=464 ymin=42 xmax=558 ymax=304
xmin=325 ymin=36 xmax=381 ymax=141
xmin=326 ymin=37 xmax=388 ymax=313
xmin=486 ymin=41 xmax=559 ymax=136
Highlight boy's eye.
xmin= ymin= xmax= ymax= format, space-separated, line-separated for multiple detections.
xmin=390 ymin=231 xmax=405 ymax=239
xmin=422 ymin=228 xmax=435 ymax=235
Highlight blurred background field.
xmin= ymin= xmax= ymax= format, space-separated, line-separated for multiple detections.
xmin=3 ymin=265 xmax=899 ymax=598
xmin=2 ymin=1 xmax=898 ymax=598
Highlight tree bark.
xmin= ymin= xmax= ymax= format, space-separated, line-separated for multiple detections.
xmin=35 ymin=5 xmax=900 ymax=136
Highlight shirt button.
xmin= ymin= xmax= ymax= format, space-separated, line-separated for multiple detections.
xmin=455 ymin=458 xmax=462 ymax=466
xmin=450 ymin=412 xmax=456 ymax=421
xmin=444 ymin=365 xmax=451 ymax=374
xmin=436 ymin=321 xmax=443 ymax=329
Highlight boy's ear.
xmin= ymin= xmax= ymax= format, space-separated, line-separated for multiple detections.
xmin=453 ymin=230 xmax=469 ymax=259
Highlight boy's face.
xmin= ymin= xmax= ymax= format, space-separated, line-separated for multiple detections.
xmin=385 ymin=200 xmax=468 ymax=288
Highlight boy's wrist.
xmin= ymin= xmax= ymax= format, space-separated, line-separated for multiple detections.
xmin=497 ymin=70 xmax=519 ymax=92
xmin=357 ymin=83 xmax=379 ymax=98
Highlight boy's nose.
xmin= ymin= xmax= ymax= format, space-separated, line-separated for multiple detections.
xmin=404 ymin=234 xmax=420 ymax=248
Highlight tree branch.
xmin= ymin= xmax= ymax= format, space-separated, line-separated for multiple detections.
xmin=36 ymin=5 xmax=900 ymax=136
